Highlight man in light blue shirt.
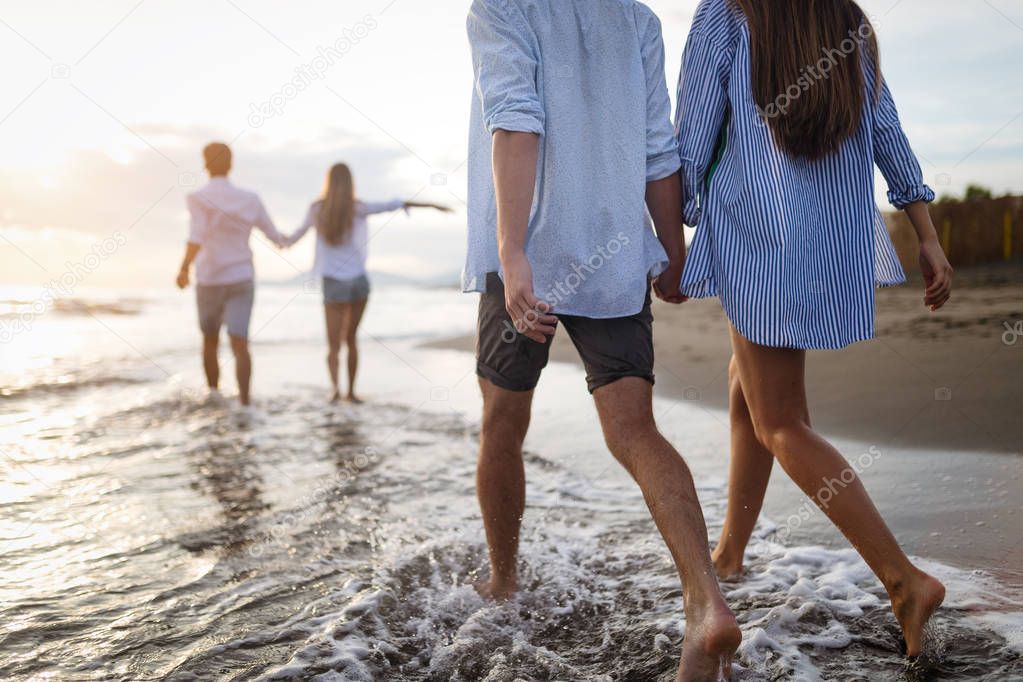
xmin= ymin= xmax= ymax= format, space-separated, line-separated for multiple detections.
xmin=465 ymin=1 xmax=740 ymax=678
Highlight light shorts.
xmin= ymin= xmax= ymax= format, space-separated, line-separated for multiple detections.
xmin=196 ymin=280 xmax=255 ymax=339
xmin=323 ymin=274 xmax=371 ymax=304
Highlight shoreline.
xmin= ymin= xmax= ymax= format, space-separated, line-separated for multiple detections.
xmin=425 ymin=262 xmax=1023 ymax=455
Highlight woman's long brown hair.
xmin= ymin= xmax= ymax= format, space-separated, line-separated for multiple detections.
xmin=732 ymin=0 xmax=881 ymax=160
xmin=318 ymin=163 xmax=356 ymax=246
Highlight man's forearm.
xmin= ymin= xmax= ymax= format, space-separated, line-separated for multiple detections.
xmin=493 ymin=130 xmax=540 ymax=262
xmin=646 ymin=172 xmax=685 ymax=262
xmin=180 ymin=242 xmax=200 ymax=271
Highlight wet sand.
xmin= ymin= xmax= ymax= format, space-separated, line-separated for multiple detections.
xmin=425 ymin=262 xmax=1023 ymax=581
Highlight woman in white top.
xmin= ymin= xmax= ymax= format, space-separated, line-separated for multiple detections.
xmin=287 ymin=163 xmax=450 ymax=402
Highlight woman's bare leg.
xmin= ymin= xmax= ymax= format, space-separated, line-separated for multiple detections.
xmin=728 ymin=324 xmax=944 ymax=656
xmin=324 ymin=303 xmax=345 ymax=401
xmin=712 ymin=356 xmax=776 ymax=579
xmin=341 ymin=297 xmax=368 ymax=402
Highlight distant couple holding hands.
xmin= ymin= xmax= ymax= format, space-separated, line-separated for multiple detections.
xmin=175 ymin=142 xmax=449 ymax=405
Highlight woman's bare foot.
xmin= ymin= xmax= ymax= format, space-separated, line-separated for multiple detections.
xmin=677 ymin=601 xmax=742 ymax=681
xmin=473 ymin=577 xmax=517 ymax=602
xmin=711 ymin=544 xmax=744 ymax=581
xmin=890 ymin=570 xmax=945 ymax=657
xmin=345 ymin=393 xmax=364 ymax=404
xmin=329 ymin=390 xmax=342 ymax=403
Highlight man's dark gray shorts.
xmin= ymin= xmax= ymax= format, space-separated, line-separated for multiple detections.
xmin=476 ymin=272 xmax=655 ymax=394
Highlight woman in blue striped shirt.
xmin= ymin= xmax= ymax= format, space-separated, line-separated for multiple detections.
xmin=674 ymin=0 xmax=952 ymax=658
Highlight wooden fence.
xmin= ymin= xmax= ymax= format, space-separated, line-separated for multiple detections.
xmin=884 ymin=196 xmax=1023 ymax=270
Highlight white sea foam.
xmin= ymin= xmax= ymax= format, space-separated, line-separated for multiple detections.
xmin=250 ymin=457 xmax=1023 ymax=681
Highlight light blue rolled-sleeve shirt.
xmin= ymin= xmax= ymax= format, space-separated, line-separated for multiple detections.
xmin=463 ymin=0 xmax=680 ymax=319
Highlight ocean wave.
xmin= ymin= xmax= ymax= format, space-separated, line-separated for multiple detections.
xmin=0 ymin=297 xmax=144 ymax=320
xmin=0 ymin=373 xmax=150 ymax=400
xmin=247 ymin=534 xmax=1023 ymax=681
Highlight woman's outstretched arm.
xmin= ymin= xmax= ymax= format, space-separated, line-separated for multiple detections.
xmin=404 ymin=201 xmax=453 ymax=213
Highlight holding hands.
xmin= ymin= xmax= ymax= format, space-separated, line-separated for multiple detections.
xmin=653 ymin=259 xmax=687 ymax=304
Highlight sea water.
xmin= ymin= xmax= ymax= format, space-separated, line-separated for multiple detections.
xmin=1 ymin=283 xmax=1020 ymax=680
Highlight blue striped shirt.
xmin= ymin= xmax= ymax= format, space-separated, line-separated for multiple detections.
xmin=674 ymin=0 xmax=934 ymax=349
xmin=463 ymin=0 xmax=680 ymax=318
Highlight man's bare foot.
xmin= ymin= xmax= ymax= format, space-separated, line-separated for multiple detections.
xmin=345 ymin=393 xmax=364 ymax=404
xmin=677 ymin=602 xmax=742 ymax=682
xmin=711 ymin=545 xmax=744 ymax=581
xmin=474 ymin=577 xmax=517 ymax=602
xmin=890 ymin=570 xmax=945 ymax=657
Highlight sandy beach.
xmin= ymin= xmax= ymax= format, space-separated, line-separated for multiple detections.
xmin=426 ymin=262 xmax=1023 ymax=583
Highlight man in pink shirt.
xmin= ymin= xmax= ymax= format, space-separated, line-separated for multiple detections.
xmin=175 ymin=143 xmax=286 ymax=406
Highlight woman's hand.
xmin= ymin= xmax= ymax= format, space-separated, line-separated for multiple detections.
xmin=502 ymin=252 xmax=557 ymax=344
xmin=176 ymin=267 xmax=190 ymax=290
xmin=918 ymin=239 xmax=953 ymax=311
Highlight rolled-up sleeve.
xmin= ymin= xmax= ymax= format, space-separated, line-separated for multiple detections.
xmin=467 ymin=0 xmax=544 ymax=135
xmin=186 ymin=194 xmax=207 ymax=245
xmin=872 ymin=78 xmax=934 ymax=209
xmin=674 ymin=32 xmax=730 ymax=226
xmin=638 ymin=9 xmax=681 ymax=182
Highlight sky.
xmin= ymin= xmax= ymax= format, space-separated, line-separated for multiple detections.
xmin=1 ymin=0 xmax=1021 ymax=288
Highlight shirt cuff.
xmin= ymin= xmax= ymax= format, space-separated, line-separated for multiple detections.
xmin=683 ymin=197 xmax=702 ymax=227
xmin=486 ymin=110 xmax=545 ymax=135
xmin=646 ymin=150 xmax=682 ymax=182
xmin=887 ymin=183 xmax=935 ymax=209
xmin=681 ymin=164 xmax=703 ymax=226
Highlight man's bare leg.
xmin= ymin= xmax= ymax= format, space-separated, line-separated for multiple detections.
xmin=475 ymin=378 xmax=532 ymax=600
xmin=593 ymin=377 xmax=741 ymax=681
xmin=229 ymin=335 xmax=251 ymax=406
xmin=202 ymin=334 xmax=220 ymax=391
